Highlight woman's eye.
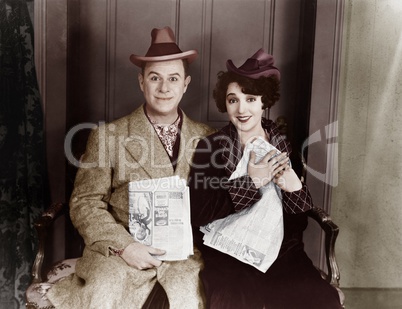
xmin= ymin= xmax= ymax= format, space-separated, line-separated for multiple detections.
xmin=228 ymin=98 xmax=237 ymax=104
xmin=247 ymin=97 xmax=256 ymax=102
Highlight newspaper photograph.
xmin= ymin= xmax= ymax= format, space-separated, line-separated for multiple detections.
xmin=200 ymin=137 xmax=285 ymax=272
xmin=129 ymin=176 xmax=193 ymax=261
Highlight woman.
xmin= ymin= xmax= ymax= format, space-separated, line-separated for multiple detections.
xmin=188 ymin=49 xmax=342 ymax=309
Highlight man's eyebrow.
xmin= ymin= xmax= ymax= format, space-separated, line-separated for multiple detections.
xmin=166 ymin=72 xmax=182 ymax=78
xmin=147 ymin=71 xmax=182 ymax=77
xmin=147 ymin=71 xmax=160 ymax=76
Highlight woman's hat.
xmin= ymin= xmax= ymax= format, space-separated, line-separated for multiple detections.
xmin=226 ymin=48 xmax=280 ymax=80
xmin=130 ymin=26 xmax=198 ymax=67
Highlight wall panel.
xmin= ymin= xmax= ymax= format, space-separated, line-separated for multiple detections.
xmin=102 ymin=0 xmax=276 ymax=127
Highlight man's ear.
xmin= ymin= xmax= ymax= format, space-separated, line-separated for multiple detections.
xmin=138 ymin=73 xmax=144 ymax=92
xmin=183 ymin=75 xmax=191 ymax=93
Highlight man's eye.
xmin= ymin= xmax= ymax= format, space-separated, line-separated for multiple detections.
xmin=169 ymin=77 xmax=178 ymax=82
xmin=150 ymin=76 xmax=159 ymax=81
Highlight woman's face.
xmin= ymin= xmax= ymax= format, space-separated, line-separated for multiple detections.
xmin=225 ymin=82 xmax=265 ymax=140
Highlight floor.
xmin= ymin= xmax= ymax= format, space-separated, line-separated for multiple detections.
xmin=342 ymin=288 xmax=402 ymax=309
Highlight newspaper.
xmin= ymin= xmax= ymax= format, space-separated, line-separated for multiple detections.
xmin=129 ymin=176 xmax=193 ymax=261
xmin=200 ymin=137 xmax=284 ymax=272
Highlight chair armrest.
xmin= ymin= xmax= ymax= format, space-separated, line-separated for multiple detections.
xmin=306 ymin=206 xmax=340 ymax=287
xmin=31 ymin=202 xmax=67 ymax=283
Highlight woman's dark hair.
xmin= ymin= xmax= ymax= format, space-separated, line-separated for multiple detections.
xmin=212 ymin=71 xmax=280 ymax=112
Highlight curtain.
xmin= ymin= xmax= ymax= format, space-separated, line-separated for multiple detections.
xmin=0 ymin=0 xmax=47 ymax=307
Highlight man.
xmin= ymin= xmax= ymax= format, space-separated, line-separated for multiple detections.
xmin=47 ymin=26 xmax=215 ymax=309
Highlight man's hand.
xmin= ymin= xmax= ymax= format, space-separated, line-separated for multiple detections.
xmin=121 ymin=242 xmax=166 ymax=270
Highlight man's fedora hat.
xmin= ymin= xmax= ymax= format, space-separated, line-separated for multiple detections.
xmin=226 ymin=48 xmax=280 ymax=80
xmin=130 ymin=26 xmax=198 ymax=67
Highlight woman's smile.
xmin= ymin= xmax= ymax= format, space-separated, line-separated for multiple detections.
xmin=236 ymin=115 xmax=252 ymax=123
xmin=225 ymin=82 xmax=265 ymax=143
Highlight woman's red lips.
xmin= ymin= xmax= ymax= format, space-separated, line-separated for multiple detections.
xmin=237 ymin=116 xmax=251 ymax=123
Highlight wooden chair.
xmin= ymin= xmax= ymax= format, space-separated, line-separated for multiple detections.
xmin=25 ymin=202 xmax=345 ymax=308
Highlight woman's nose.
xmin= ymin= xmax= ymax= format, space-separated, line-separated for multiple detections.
xmin=238 ymin=100 xmax=246 ymax=113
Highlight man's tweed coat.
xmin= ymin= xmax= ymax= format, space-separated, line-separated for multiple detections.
xmin=47 ymin=106 xmax=215 ymax=309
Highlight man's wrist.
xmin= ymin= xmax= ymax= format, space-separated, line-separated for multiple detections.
xmin=109 ymin=247 xmax=125 ymax=257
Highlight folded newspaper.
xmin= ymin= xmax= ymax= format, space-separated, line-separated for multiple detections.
xmin=129 ymin=176 xmax=193 ymax=261
xmin=200 ymin=137 xmax=284 ymax=272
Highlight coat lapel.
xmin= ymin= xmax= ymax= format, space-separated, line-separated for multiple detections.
xmin=174 ymin=113 xmax=201 ymax=179
xmin=220 ymin=123 xmax=242 ymax=176
xmin=123 ymin=107 xmax=174 ymax=180
xmin=121 ymin=107 xmax=207 ymax=181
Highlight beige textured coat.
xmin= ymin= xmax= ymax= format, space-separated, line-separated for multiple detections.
xmin=47 ymin=106 xmax=215 ymax=309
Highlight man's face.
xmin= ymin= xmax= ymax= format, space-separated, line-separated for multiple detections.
xmin=138 ymin=59 xmax=191 ymax=123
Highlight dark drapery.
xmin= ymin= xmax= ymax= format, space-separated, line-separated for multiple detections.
xmin=0 ymin=0 xmax=47 ymax=307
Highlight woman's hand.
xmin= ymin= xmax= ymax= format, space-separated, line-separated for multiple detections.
xmin=274 ymin=168 xmax=303 ymax=192
xmin=121 ymin=242 xmax=166 ymax=270
xmin=248 ymin=150 xmax=290 ymax=188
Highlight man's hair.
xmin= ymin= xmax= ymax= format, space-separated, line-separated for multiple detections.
xmin=213 ymin=71 xmax=280 ymax=113
xmin=141 ymin=59 xmax=190 ymax=77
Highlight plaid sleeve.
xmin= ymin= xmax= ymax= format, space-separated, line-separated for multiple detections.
xmin=281 ymin=182 xmax=313 ymax=214
xmin=227 ymin=175 xmax=262 ymax=212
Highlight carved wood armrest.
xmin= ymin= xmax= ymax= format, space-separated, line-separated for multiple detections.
xmin=306 ymin=206 xmax=340 ymax=287
xmin=31 ymin=202 xmax=67 ymax=283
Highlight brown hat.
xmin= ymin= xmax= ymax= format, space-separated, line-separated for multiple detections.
xmin=130 ymin=26 xmax=198 ymax=67
xmin=226 ymin=48 xmax=280 ymax=80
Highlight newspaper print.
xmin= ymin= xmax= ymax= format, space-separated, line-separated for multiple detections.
xmin=129 ymin=176 xmax=193 ymax=261
xmin=200 ymin=137 xmax=285 ymax=272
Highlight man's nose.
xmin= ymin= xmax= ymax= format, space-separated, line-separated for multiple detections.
xmin=159 ymin=80 xmax=169 ymax=93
